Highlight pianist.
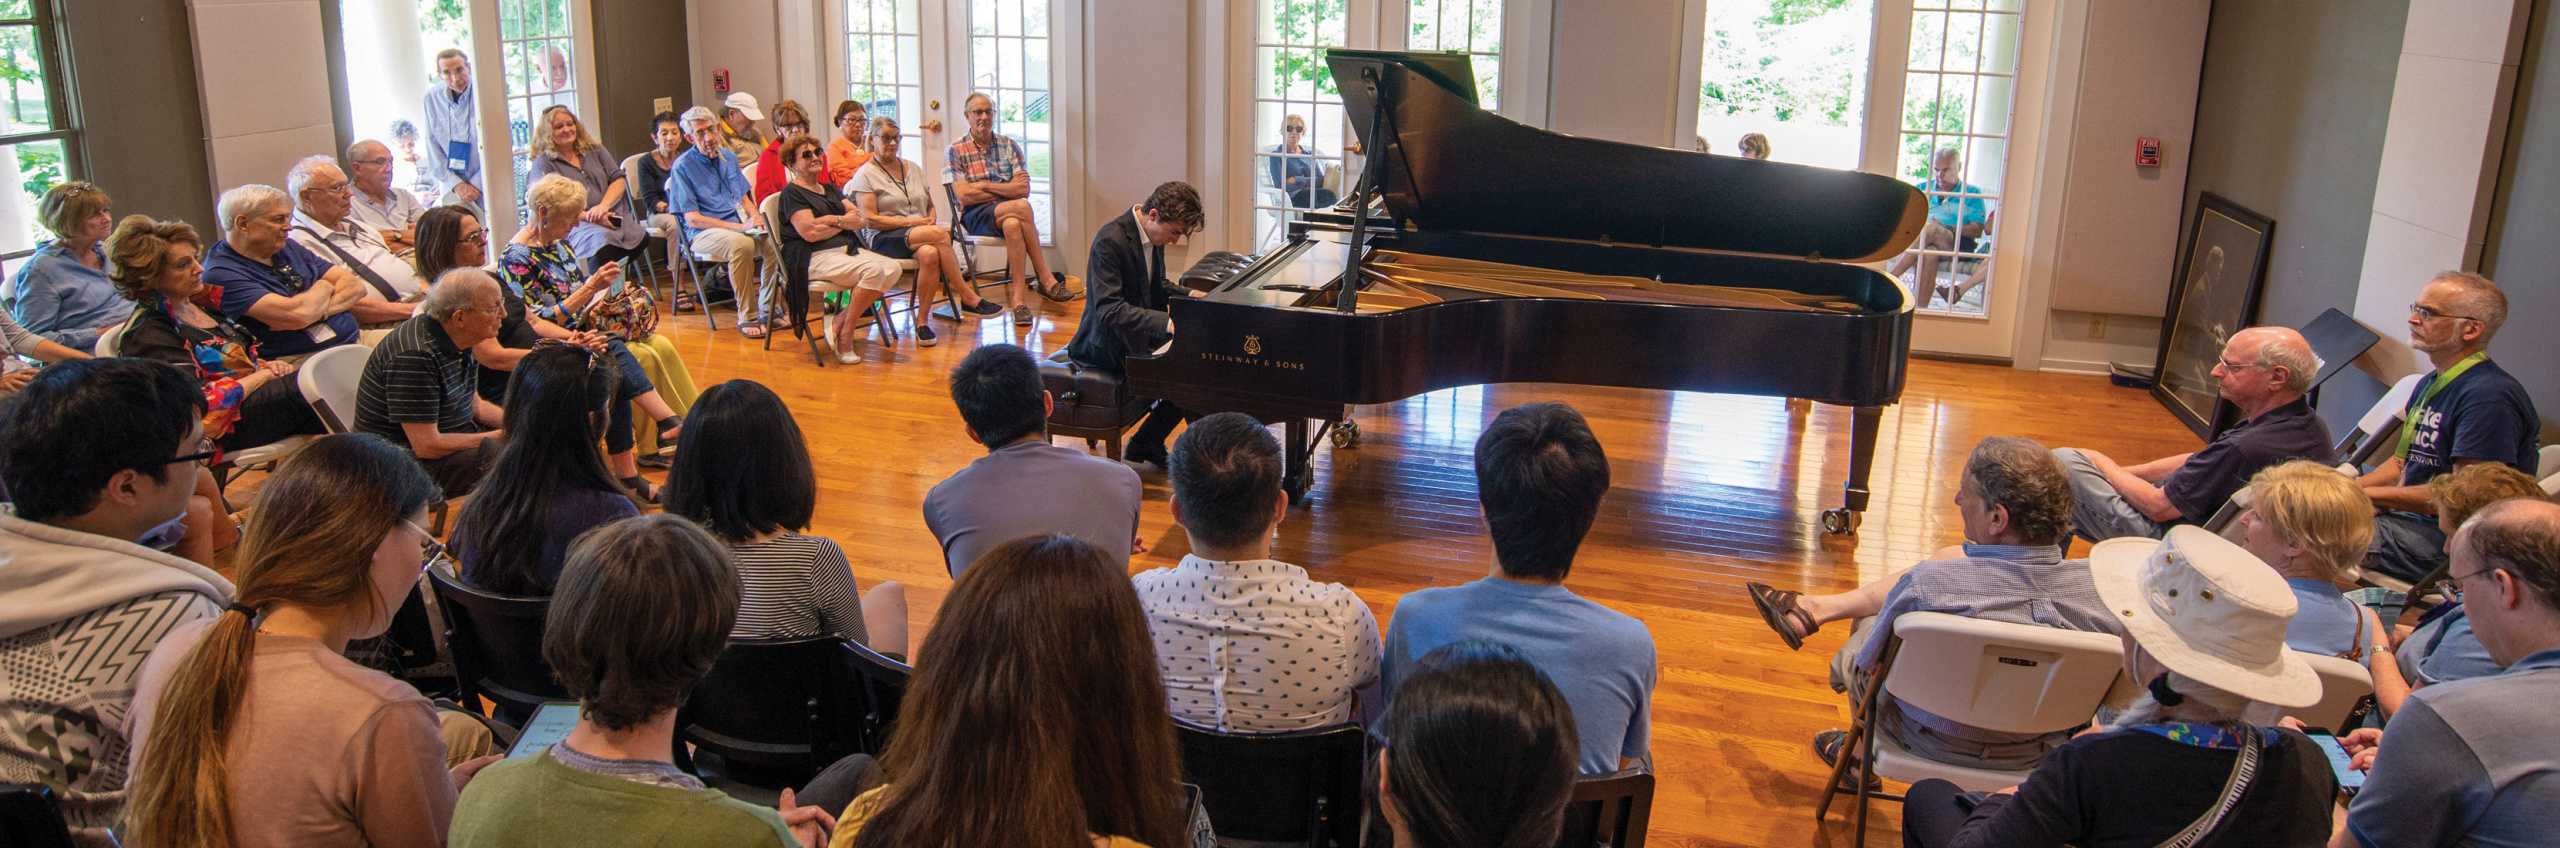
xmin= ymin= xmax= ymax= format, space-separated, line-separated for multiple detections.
xmin=1062 ymin=181 xmax=1206 ymax=472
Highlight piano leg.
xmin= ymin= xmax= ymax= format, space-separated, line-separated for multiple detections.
xmin=1821 ymin=405 xmax=1882 ymax=535
xmin=1284 ymin=419 xmax=1315 ymax=504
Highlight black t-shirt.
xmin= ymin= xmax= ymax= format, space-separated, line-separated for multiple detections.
xmin=778 ymin=182 xmax=861 ymax=253
xmin=2160 ymin=397 xmax=2335 ymax=523
xmin=2400 ymin=358 xmax=2540 ymax=487
xmin=1942 ymin=728 xmax=2336 ymax=848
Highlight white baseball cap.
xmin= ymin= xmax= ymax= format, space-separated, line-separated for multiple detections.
xmin=2090 ymin=525 xmax=2322 ymax=708
xmin=723 ymin=92 xmax=765 ymax=122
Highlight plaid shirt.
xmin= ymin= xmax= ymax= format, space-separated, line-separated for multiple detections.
xmin=943 ymin=133 xmax=1026 ymax=189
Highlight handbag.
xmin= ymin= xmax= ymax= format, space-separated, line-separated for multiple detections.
xmin=577 ymin=278 xmax=659 ymax=341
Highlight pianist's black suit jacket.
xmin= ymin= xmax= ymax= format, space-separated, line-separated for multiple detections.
xmin=1066 ymin=209 xmax=1181 ymax=373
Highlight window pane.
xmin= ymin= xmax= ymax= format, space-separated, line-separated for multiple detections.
xmin=0 ymin=25 xmax=53 ymax=133
xmin=1908 ymin=10 xmax=1943 ymax=71
xmin=972 ymin=0 xmax=996 ymax=35
xmin=0 ymin=0 xmax=32 ymax=21
xmin=0 ymin=138 xmax=67 ymax=254
xmin=1945 ymin=12 xmax=1983 ymax=74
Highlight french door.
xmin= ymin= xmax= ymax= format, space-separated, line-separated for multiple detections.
xmin=823 ymin=0 xmax=1067 ymax=246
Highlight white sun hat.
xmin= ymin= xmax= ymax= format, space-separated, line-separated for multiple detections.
xmin=2090 ymin=524 xmax=2322 ymax=708
xmin=723 ymin=92 xmax=765 ymax=123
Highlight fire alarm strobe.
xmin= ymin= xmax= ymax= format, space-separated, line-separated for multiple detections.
xmin=2135 ymin=136 xmax=2162 ymax=168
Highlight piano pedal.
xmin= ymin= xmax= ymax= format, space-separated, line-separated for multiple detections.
xmin=1329 ymin=420 xmax=1361 ymax=449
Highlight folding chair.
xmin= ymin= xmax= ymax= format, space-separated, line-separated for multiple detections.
xmin=939 ymin=181 xmax=1010 ymax=318
xmin=2297 ymin=651 xmax=2375 ymax=731
xmin=1556 ymin=768 xmax=1656 ymax=848
xmin=1175 ymin=722 xmax=1367 ymax=848
xmin=619 ymin=153 xmax=668 ymax=301
xmin=298 ymin=343 xmax=453 ymax=532
xmin=1816 ymin=611 xmax=2125 ymax=848
xmin=757 ymin=193 xmax=839 ymax=365
xmin=838 ymin=638 xmax=913 ymax=756
xmin=677 ymin=637 xmax=869 ymax=787
xmin=426 ymin=564 xmax=564 ymax=725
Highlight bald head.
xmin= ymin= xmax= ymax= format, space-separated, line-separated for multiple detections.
xmin=421 ymin=268 xmax=499 ymax=320
xmin=2233 ymin=326 xmax=2320 ymax=394
xmin=345 ymin=139 xmax=395 ymax=196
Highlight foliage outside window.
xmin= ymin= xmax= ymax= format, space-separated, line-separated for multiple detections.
xmin=0 ymin=0 xmax=75 ymax=258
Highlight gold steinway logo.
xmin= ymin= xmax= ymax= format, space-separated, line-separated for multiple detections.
xmin=1243 ymin=335 xmax=1263 ymax=355
xmin=1201 ymin=333 xmax=1306 ymax=370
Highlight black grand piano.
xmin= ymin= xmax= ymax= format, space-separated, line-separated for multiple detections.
xmin=1125 ymin=50 xmax=1926 ymax=533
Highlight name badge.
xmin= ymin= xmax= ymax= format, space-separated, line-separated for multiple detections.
xmin=446 ymin=140 xmax=474 ymax=173
xmin=307 ymin=322 xmax=340 ymax=344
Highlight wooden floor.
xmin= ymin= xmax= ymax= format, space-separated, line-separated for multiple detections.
xmin=608 ymin=281 xmax=2196 ymax=845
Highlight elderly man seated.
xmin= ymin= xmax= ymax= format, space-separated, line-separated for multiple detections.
xmin=2053 ymin=325 xmax=2334 ymax=541
xmin=1746 ymin=437 xmax=2119 ymax=771
xmin=344 ymin=139 xmax=425 ymax=253
xmin=353 ymin=269 xmax=507 ymax=497
xmin=1886 ymin=147 xmax=1991 ymax=291
xmin=286 ymin=155 xmax=424 ymax=321
xmin=667 ymin=105 xmax=783 ymax=339
xmin=205 ymin=184 xmax=371 ymax=360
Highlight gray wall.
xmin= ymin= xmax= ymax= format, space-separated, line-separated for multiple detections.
xmin=1545 ymin=0 xmax=1687 ymax=147
xmin=2182 ymin=0 xmax=2407 ymax=431
xmin=593 ymin=0 xmax=691 ymax=151
xmin=65 ymin=0 xmax=217 ymax=230
xmin=2478 ymin=0 xmax=2560 ymax=442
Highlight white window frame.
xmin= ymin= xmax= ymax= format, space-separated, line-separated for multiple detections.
xmin=465 ymin=0 xmax=598 ymax=238
xmin=963 ymin=0 xmax=1058 ymax=246
xmin=0 ymin=0 xmax=79 ymax=261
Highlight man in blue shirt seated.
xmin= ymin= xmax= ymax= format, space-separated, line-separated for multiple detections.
xmin=1885 ymin=146 xmax=1991 ymax=293
xmin=666 ymin=106 xmax=781 ymax=338
xmin=2053 ymin=326 xmax=2334 ymax=541
xmin=204 ymin=184 xmax=369 ymax=360
xmin=2338 ymin=498 xmax=2560 ymax=848
xmin=2357 ymin=271 xmax=2541 ymax=583
xmin=1382 ymin=401 xmax=1657 ymax=775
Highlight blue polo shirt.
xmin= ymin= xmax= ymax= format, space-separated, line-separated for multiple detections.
xmin=1382 ymin=576 xmax=1656 ymax=775
xmin=2282 ymin=577 xmax=2375 ymax=660
xmin=2159 ymin=396 xmax=2335 ymax=523
xmin=206 ymin=239 xmax=358 ymax=358
xmin=663 ymin=146 xmax=749 ymax=242
xmin=1918 ymin=179 xmax=1989 ymax=229
xmin=2349 ymin=648 xmax=2560 ymax=848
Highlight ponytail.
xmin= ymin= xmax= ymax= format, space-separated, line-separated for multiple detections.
xmin=124 ymin=604 xmax=260 ymax=847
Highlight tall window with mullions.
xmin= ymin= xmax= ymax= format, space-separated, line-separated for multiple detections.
xmin=498 ymin=0 xmax=581 ymax=221
xmin=844 ymin=0 xmax=924 ymax=160
xmin=966 ymin=0 xmax=1054 ymax=245
xmin=1250 ymin=0 xmax=1349 ymax=251
xmin=1403 ymin=0 xmax=1501 ymax=111
xmin=0 ymin=0 xmax=78 ymax=259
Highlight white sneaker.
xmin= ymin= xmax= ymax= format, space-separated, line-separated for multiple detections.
xmin=835 ymin=347 xmax=862 ymax=365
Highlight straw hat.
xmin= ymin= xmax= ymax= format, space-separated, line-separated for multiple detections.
xmin=2090 ymin=525 xmax=2322 ymax=708
xmin=723 ymin=92 xmax=766 ymax=122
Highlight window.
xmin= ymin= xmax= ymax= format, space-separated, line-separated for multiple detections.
xmin=966 ymin=0 xmax=1053 ymax=244
xmin=1695 ymin=0 xmax=1872 ymax=169
xmin=1891 ymin=0 xmax=2020 ymax=316
xmin=1404 ymin=0 xmax=1501 ymax=110
xmin=498 ymin=0 xmax=579 ymax=218
xmin=0 ymin=0 xmax=77 ymax=258
xmin=843 ymin=0 xmax=924 ymax=158
xmin=1251 ymin=0 xmax=1350 ymax=249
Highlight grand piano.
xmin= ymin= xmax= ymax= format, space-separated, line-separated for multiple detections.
xmin=1125 ymin=50 xmax=1926 ymax=533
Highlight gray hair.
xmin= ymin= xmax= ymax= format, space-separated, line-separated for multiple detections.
xmin=681 ymin=106 xmax=718 ymax=130
xmin=2456 ymin=498 xmax=2560 ymax=612
xmin=215 ymin=184 xmax=291 ymax=236
xmin=346 ymin=138 xmax=390 ymax=162
xmin=285 ymin=155 xmax=343 ymax=204
xmin=2240 ymin=326 xmax=2322 ymax=393
xmin=1963 ymin=436 xmax=2073 ymax=546
xmin=2428 ymin=270 xmax=2508 ymax=339
xmin=2106 ymin=667 xmax=2280 ymax=730
xmin=420 ymin=268 xmax=498 ymax=320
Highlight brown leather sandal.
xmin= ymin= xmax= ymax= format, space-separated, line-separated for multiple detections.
xmin=1747 ymin=581 xmax=1821 ymax=651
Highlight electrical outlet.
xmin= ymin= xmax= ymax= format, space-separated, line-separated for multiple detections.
xmin=2087 ymin=315 xmax=2106 ymax=336
xmin=653 ymin=97 xmax=674 ymax=115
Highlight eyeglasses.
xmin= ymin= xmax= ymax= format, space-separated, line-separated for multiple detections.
xmin=458 ymin=228 xmax=487 ymax=243
xmin=351 ymin=157 xmax=392 ymax=168
xmin=404 ymin=519 xmax=454 ymax=573
xmin=2409 ymin=303 xmax=2483 ymax=323
xmin=2445 ymin=567 xmax=2499 ymax=601
xmin=310 ymin=183 xmax=353 ymax=196
xmin=162 ymin=435 xmax=219 ymax=467
xmin=2215 ymin=357 xmax=2267 ymax=372
xmin=780 ymin=123 xmax=810 ymax=133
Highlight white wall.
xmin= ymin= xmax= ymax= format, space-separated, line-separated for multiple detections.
xmin=1082 ymin=0 xmax=1194 ymax=268
xmin=686 ymin=0 xmax=786 ymax=114
xmin=1543 ymin=0 xmax=1690 ymax=147
xmin=189 ymin=0 xmax=339 ymax=199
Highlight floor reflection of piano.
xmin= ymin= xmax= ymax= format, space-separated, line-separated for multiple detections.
xmin=1126 ymin=50 xmax=1925 ymax=533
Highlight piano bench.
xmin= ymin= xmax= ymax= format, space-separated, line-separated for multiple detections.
xmin=1040 ymin=358 xmax=1148 ymax=460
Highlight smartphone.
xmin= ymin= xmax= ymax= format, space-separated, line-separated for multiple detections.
xmin=2303 ymin=728 xmax=2364 ymax=796
xmin=508 ymin=701 xmax=582 ymax=758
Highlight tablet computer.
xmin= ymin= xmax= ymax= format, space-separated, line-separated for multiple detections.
xmin=508 ymin=701 xmax=582 ymax=759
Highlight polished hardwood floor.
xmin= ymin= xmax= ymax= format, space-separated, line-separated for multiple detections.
xmin=599 ymin=279 xmax=2201 ymax=847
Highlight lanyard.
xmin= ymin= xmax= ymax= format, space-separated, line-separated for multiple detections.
xmin=2395 ymin=352 xmax=2488 ymax=460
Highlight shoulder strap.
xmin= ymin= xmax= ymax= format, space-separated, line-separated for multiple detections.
xmin=2155 ymin=726 xmax=2263 ymax=848
xmin=293 ymin=225 xmax=405 ymax=301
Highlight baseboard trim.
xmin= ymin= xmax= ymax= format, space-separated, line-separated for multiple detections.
xmin=1912 ymin=350 xmax=2014 ymax=367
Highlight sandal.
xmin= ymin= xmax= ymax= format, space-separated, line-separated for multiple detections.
xmin=738 ymin=321 xmax=767 ymax=340
xmin=619 ymin=475 xmax=661 ymax=506
xmin=1746 ymin=581 xmax=1820 ymax=651
xmin=1813 ymin=730 xmax=1883 ymax=792
xmin=673 ymin=290 xmax=699 ymax=313
xmin=654 ymin=417 xmax=682 ymax=455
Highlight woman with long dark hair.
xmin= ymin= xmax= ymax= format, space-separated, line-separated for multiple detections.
xmin=446 ymin=343 xmax=640 ymax=596
xmin=124 ymin=434 xmax=499 ymax=847
xmin=831 ymin=534 xmax=1188 ymax=848
xmin=1376 ymin=642 xmax=1581 ymax=848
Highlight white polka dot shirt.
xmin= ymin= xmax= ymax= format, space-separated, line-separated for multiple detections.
xmin=1132 ymin=555 xmax=1384 ymax=732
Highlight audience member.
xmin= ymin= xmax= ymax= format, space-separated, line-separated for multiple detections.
xmin=287 ymin=155 xmax=426 ymax=321
xmin=667 ymin=379 xmax=906 ymax=654
xmin=773 ymin=134 xmax=903 ymax=362
xmin=850 ymin=115 xmax=1003 ymax=333
xmin=1384 ymin=402 xmax=1657 ymax=775
xmin=825 ymin=99 xmax=873 ymax=185
xmin=1903 ymin=525 xmax=2336 ymax=847
xmin=423 ymin=48 xmax=485 ymax=208
xmin=106 ymin=214 xmax=325 ymax=453
xmin=2369 ymin=462 xmax=2549 ymax=715
xmin=500 ymin=174 xmax=692 ymax=484
xmin=1134 ymin=412 xmax=1382 ymax=731
xmin=1753 ymin=437 xmax=2113 ymax=771
xmin=0 ymin=308 xmax=87 ymax=398
xmin=1064 ymin=181 xmax=1206 ymax=470
xmin=2359 ymin=271 xmax=2540 ymax=583
xmin=722 ymin=91 xmax=768 ymax=167
xmin=391 ymin=118 xmax=435 ymax=196
xmin=2054 ymin=326 xmax=2332 ymax=539
xmin=205 ymin=183 xmax=367 ymax=359
xmin=354 ymin=269 xmax=507 ymax=496
xmin=924 ymin=343 xmax=1140 ymax=575
xmin=947 ymin=91 xmax=1079 ymax=324
xmin=1692 ymin=135 xmax=1711 ymax=154
xmin=634 ymin=110 xmax=687 ymax=242
xmin=1377 ymin=642 xmax=1581 ymax=848
xmin=1737 ymin=132 xmax=1771 ymax=160
xmin=830 ymin=534 xmax=1191 ymax=848
xmin=346 ymin=139 xmax=426 ymax=252
xmin=447 ymin=344 xmax=640 ymax=596
xmin=0 ymin=359 xmax=231 ymax=844
xmin=2339 ymin=498 xmax=2560 ymax=848
xmin=125 ymin=434 xmax=500 ymax=847
xmin=2234 ymin=461 xmax=2384 ymax=660
xmin=449 ymin=515 xmax=833 ymax=847
xmin=754 ymin=98 xmax=824 ymax=203
xmin=1885 ymin=147 xmax=1990 ymax=288
xmin=526 ymin=105 xmax=651 ymax=270
xmin=1266 ymin=113 xmax=1337 ymax=209
xmin=669 ymin=105 xmax=782 ymax=338
xmin=5 ymin=181 xmax=128 ymax=350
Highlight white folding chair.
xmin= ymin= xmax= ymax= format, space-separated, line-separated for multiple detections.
xmin=2537 ymin=444 xmax=2560 ymax=493
xmin=92 ymin=322 xmax=125 ymax=357
xmin=941 ymin=180 xmax=1010 ymax=315
xmin=618 ymin=152 xmax=668 ymax=299
xmin=1817 ymin=611 xmax=2126 ymax=847
xmin=2295 ymin=651 xmax=2376 ymax=731
xmin=297 ymin=344 xmax=371 ymax=434
xmin=2334 ymin=373 xmax=2430 ymax=468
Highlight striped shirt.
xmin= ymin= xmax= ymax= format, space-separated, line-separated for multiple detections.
xmin=1133 ymin=556 xmax=1382 ymax=732
xmin=354 ymin=315 xmax=483 ymax=449
xmin=726 ymin=533 xmax=867 ymax=644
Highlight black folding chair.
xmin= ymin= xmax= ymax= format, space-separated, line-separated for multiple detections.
xmin=838 ymin=639 xmax=912 ymax=756
xmin=425 ymin=566 xmax=564 ymax=725
xmin=0 ymin=784 xmax=74 ymax=848
xmin=1176 ymin=722 xmax=1367 ymax=847
xmin=676 ymin=637 xmax=867 ymax=786
xmin=1556 ymin=769 xmax=1656 ymax=848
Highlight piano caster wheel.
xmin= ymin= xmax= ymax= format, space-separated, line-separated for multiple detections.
xmin=1285 ymin=467 xmax=1314 ymax=505
xmin=1331 ymin=420 xmax=1361 ymax=448
xmin=1820 ymin=509 xmax=1862 ymax=535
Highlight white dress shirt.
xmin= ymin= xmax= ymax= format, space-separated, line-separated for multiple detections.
xmin=290 ymin=210 xmax=426 ymax=301
xmin=350 ymin=185 xmax=425 ymax=238
xmin=1132 ymin=555 xmax=1383 ymax=732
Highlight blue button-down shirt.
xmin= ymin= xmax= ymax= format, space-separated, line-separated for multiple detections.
xmin=4 ymin=241 xmax=127 ymax=350
xmin=422 ymin=83 xmax=480 ymax=190
xmin=1857 ymin=543 xmax=2120 ymax=743
xmin=664 ymin=146 xmax=749 ymax=242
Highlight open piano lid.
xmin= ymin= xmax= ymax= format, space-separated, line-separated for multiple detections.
xmin=1326 ymin=49 xmax=1927 ymax=265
